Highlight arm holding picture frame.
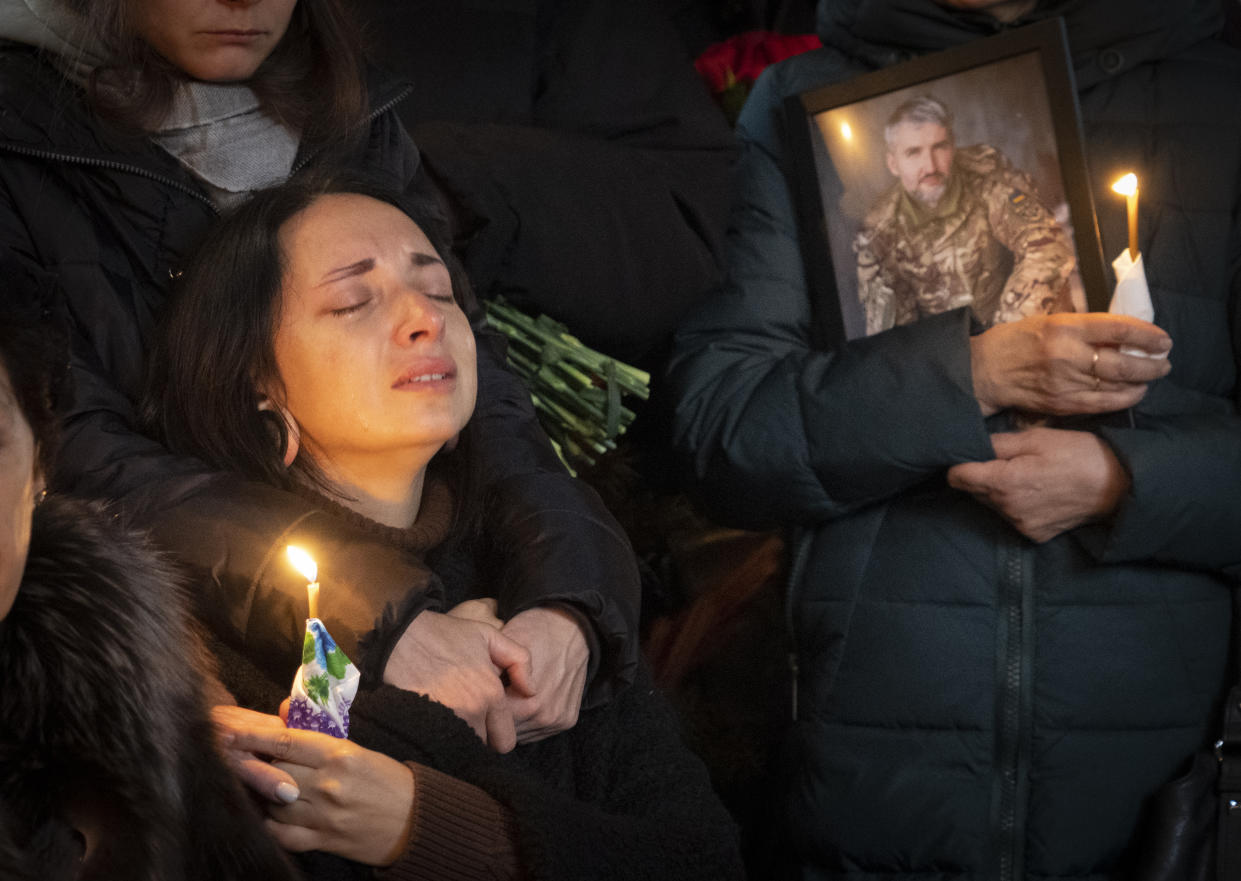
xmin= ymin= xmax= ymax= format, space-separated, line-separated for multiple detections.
xmin=671 ymin=18 xmax=1169 ymax=538
xmin=666 ymin=3 xmax=1241 ymax=877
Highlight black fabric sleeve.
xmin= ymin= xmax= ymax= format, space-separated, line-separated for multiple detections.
xmin=349 ymin=667 xmax=744 ymax=881
xmin=144 ymin=477 xmax=444 ymax=682
xmin=467 ymin=322 xmax=640 ymax=706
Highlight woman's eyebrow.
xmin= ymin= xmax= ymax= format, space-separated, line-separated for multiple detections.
xmin=317 ymin=258 xmax=374 ymax=286
xmin=412 ymin=251 xmax=445 ymax=267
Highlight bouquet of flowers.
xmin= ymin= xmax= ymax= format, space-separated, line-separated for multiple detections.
xmin=484 ymin=297 xmax=650 ymax=475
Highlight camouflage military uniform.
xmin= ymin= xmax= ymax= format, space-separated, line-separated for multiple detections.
xmin=854 ymin=144 xmax=1075 ymax=335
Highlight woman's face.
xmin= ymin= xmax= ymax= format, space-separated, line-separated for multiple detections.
xmin=0 ymin=365 xmax=40 ymax=621
xmin=272 ymin=193 xmax=478 ymax=478
xmin=134 ymin=0 xmax=299 ymax=83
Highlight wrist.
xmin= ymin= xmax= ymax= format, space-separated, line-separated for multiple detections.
xmin=1087 ymin=434 xmax=1131 ymax=523
xmin=969 ymin=332 xmax=1002 ymax=417
xmin=375 ymin=762 xmax=417 ymax=867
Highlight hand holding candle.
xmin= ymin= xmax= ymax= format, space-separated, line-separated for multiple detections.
xmin=285 ymin=546 xmax=359 ymax=738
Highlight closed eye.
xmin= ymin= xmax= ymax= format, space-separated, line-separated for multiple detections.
xmin=330 ymin=299 xmax=371 ymax=317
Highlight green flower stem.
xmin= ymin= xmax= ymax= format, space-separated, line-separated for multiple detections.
xmin=484 ymin=297 xmax=650 ymax=472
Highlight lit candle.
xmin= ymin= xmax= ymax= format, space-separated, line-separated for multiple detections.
xmin=283 ymin=544 xmax=359 ymax=738
xmin=1111 ymin=173 xmax=1139 ymax=261
xmin=286 ymin=545 xmax=319 ymax=620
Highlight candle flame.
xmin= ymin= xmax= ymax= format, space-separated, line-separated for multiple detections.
xmin=286 ymin=545 xmax=317 ymax=583
xmin=1111 ymin=173 xmax=1138 ymax=197
xmin=840 ymin=122 xmax=853 ymax=141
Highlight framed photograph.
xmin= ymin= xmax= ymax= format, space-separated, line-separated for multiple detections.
xmin=783 ymin=18 xmax=1107 ymax=346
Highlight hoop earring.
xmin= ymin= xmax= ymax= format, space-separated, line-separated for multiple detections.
xmin=257 ymin=397 xmax=300 ymax=467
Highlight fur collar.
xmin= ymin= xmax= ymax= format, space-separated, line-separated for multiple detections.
xmin=0 ymin=495 xmax=294 ymax=880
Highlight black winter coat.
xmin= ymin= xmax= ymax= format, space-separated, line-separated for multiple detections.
xmin=0 ymin=495 xmax=297 ymax=881
xmin=0 ymin=43 xmax=639 ymax=700
xmin=669 ymin=0 xmax=1241 ymax=878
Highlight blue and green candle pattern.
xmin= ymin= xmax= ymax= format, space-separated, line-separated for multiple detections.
xmin=287 ymin=618 xmax=360 ymax=738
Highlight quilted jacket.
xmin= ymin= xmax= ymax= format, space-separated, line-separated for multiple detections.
xmin=669 ymin=0 xmax=1241 ymax=877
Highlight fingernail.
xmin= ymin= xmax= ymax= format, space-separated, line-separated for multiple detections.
xmin=275 ymin=781 xmax=300 ymax=804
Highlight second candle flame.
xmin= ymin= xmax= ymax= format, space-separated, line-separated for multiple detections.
xmin=1111 ymin=172 xmax=1138 ymax=197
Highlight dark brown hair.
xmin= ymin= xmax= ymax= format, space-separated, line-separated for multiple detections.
xmin=65 ymin=0 xmax=368 ymax=144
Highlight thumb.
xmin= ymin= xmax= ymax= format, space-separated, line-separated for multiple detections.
xmin=487 ymin=631 xmax=536 ymax=698
xmin=946 ymin=458 xmax=999 ymax=493
xmin=989 ymin=428 xmax=1057 ymax=461
xmin=1082 ymin=313 xmax=1172 ymax=354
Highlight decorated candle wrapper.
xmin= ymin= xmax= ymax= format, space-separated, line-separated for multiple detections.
xmin=286 ymin=617 xmax=360 ymax=738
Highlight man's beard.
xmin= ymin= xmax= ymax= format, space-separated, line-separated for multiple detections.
xmin=913 ymin=175 xmax=949 ymax=208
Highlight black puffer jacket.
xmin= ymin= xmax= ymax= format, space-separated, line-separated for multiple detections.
xmin=669 ymin=0 xmax=1241 ymax=878
xmin=0 ymin=496 xmax=297 ymax=881
xmin=0 ymin=43 xmax=638 ymax=699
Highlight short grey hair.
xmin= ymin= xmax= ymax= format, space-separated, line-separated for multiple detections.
xmin=884 ymin=96 xmax=954 ymax=150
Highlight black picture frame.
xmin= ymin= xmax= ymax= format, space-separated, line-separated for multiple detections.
xmin=783 ymin=18 xmax=1107 ymax=347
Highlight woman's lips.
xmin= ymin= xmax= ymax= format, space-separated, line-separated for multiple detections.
xmin=392 ymin=361 xmax=456 ymax=389
xmin=202 ymin=30 xmax=266 ymax=44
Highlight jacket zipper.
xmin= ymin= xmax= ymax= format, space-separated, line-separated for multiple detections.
xmin=784 ymin=525 xmax=813 ymax=721
xmin=291 ymin=83 xmax=413 ymax=176
xmin=0 ymin=141 xmax=219 ymax=213
xmin=0 ymin=82 xmax=415 ymax=205
xmin=994 ymin=533 xmax=1033 ymax=881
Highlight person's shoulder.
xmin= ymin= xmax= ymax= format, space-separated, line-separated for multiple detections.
xmin=0 ymin=41 xmax=62 ymax=105
xmin=857 ymin=185 xmax=901 ymax=239
xmin=1161 ymin=35 xmax=1241 ymax=83
xmin=736 ymin=46 xmax=868 ymax=140
xmin=756 ymin=44 xmax=863 ymax=100
xmin=363 ymin=61 xmax=414 ymax=117
xmin=0 ymin=42 xmax=93 ymax=148
xmin=0 ymin=40 xmax=74 ymax=94
xmin=955 ymin=143 xmax=1007 ymax=177
xmin=956 ymin=143 xmax=1035 ymax=201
